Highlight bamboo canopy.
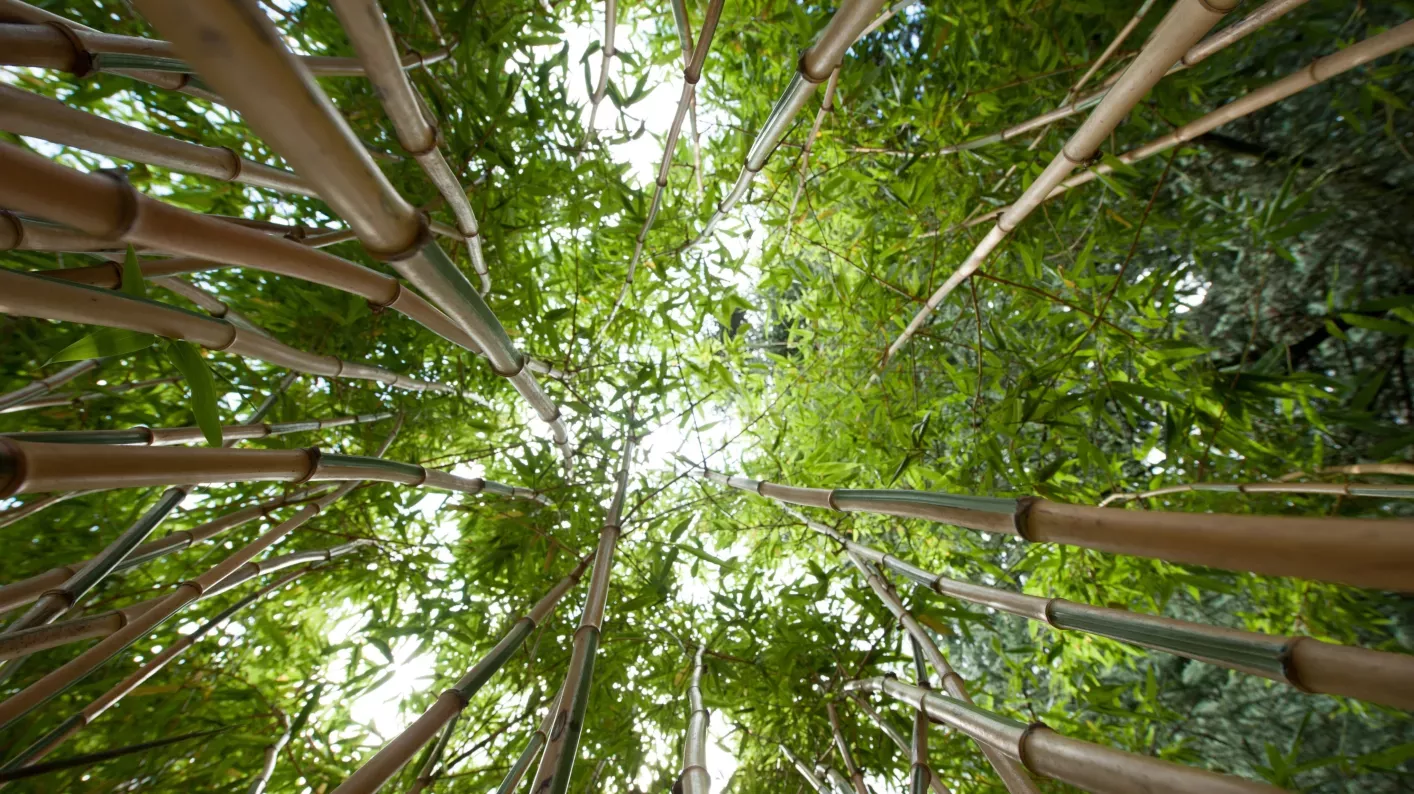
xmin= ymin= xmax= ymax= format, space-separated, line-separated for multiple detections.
xmin=531 ymin=420 xmax=635 ymax=794
xmin=801 ymin=515 xmax=1414 ymax=711
xmin=680 ymin=645 xmax=711 ymax=794
xmin=681 ymin=458 xmax=1414 ymax=591
xmin=882 ymin=0 xmax=1242 ymax=366
xmin=329 ymin=554 xmax=594 ymax=794
xmin=129 ymin=0 xmax=574 ymax=466
xmin=3 ymin=411 xmax=394 ymax=447
xmin=847 ymin=677 xmax=1282 ymax=794
xmin=826 ymin=702 xmax=868 ymax=794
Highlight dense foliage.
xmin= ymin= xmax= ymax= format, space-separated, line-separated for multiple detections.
xmin=1 ymin=0 xmax=1412 ymax=792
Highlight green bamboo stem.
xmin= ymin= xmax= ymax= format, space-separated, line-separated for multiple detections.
xmin=849 ymin=694 xmax=948 ymax=794
xmin=0 ymin=358 xmax=106 ymax=412
xmin=907 ymin=636 xmax=939 ymax=794
xmin=580 ymin=0 xmax=618 ymax=148
xmin=406 ymin=714 xmax=459 ymax=794
xmin=0 ymin=726 xmax=232 ymax=784
xmin=249 ymin=684 xmax=323 ymax=794
xmin=0 ymin=564 xmax=319 ymax=772
xmin=680 ymin=645 xmax=710 ymax=794
xmin=0 ymin=270 xmax=451 ymax=394
xmin=681 ymin=459 xmax=1414 ymax=591
xmin=942 ymin=20 xmax=1414 ymax=236
xmin=130 ymin=0 xmax=574 ymax=467
xmin=0 ymin=85 xmax=312 ymax=196
xmin=801 ymin=514 xmax=1414 ymax=710
xmin=1099 ymin=479 xmax=1414 ymax=507
xmin=881 ymin=0 xmax=1241 ymax=368
xmin=785 ymin=69 xmax=841 ymax=238
xmin=4 ymin=411 xmax=394 ymax=448
xmin=329 ymin=0 xmax=492 ymax=293
xmin=827 ymin=702 xmax=868 ymax=794
xmin=847 ymin=677 xmax=1280 ymax=794
xmin=329 ymin=554 xmax=594 ymax=794
xmin=531 ymin=421 xmax=635 ymax=794
xmin=599 ymin=0 xmax=725 ymax=336
xmin=689 ymin=0 xmax=888 ymax=249
xmin=493 ymin=685 xmax=564 ymax=794
xmin=780 ymin=744 xmax=828 ymax=793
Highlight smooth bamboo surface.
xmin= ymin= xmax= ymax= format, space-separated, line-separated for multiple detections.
xmin=850 ymin=678 xmax=1280 ymax=794
xmin=882 ymin=0 xmax=1240 ymax=367
xmin=680 ymin=645 xmax=711 ymax=794
xmin=493 ymin=685 xmax=564 ymax=794
xmin=4 ymin=412 xmax=394 ymax=448
xmin=1099 ymin=479 xmax=1414 ymax=506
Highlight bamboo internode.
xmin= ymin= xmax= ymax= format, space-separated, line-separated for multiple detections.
xmin=848 ymin=677 xmax=1281 ymax=794
xmin=495 ymin=686 xmax=565 ymax=794
xmin=330 ymin=554 xmax=593 ymax=794
xmin=3 ymin=411 xmax=395 ymax=447
xmin=684 ymin=460 xmax=1414 ymax=591
xmin=680 ymin=645 xmax=711 ymax=794
xmin=882 ymin=0 xmax=1241 ymax=366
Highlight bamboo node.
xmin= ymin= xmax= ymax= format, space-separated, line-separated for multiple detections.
xmin=377 ymin=213 xmax=434 ymax=263
xmin=95 ymin=169 xmax=140 ymax=242
xmin=1015 ymin=722 xmax=1052 ymax=772
xmin=1012 ymin=496 xmax=1040 ymax=541
xmin=1195 ymin=0 xmax=1238 ymax=14
xmin=489 ymin=353 xmax=528 ymax=379
xmin=294 ymin=447 xmax=323 ymax=485
xmin=216 ymin=146 xmax=243 ymax=182
xmin=42 ymin=21 xmax=93 ymax=77
xmin=796 ymin=50 xmax=831 ymax=84
xmin=0 ymin=438 xmax=29 ymax=499
xmin=0 ymin=210 xmax=24 ymax=250
xmin=1278 ymin=636 xmax=1314 ymax=693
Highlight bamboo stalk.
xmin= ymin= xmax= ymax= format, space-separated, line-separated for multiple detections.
xmin=780 ymin=744 xmax=828 ymax=793
xmin=530 ymin=420 xmax=636 ymax=794
xmin=827 ymin=702 xmax=868 ymax=794
xmin=130 ymin=0 xmax=574 ymax=466
xmin=0 ymin=85 xmax=312 ymax=196
xmin=249 ymin=683 xmax=323 ymax=794
xmin=599 ymin=0 xmax=725 ymax=336
xmin=858 ymin=0 xmax=916 ymax=39
xmin=785 ymin=69 xmax=840 ymax=238
xmin=942 ymin=21 xmax=1414 ymax=236
xmin=670 ymin=0 xmax=706 ymax=199
xmin=580 ymin=0 xmax=618 ymax=148
xmin=493 ymin=685 xmax=565 ymax=794
xmin=0 ymin=726 xmax=232 ymax=784
xmin=0 ymin=270 xmax=451 ymax=394
xmin=329 ymin=554 xmax=594 ymax=794
xmin=907 ymin=636 xmax=939 ymax=794
xmin=4 ymin=411 xmax=394 ymax=447
xmin=406 ymin=714 xmax=459 ymax=794
xmin=0 ymin=564 xmax=319 ymax=772
xmin=680 ymin=446 xmax=1414 ymax=593
xmin=1279 ymin=463 xmax=1414 ymax=480
xmin=882 ymin=0 xmax=1241 ymax=367
xmin=0 ymin=377 xmax=182 ymax=415
xmin=689 ymin=0 xmax=887 ymax=249
xmin=151 ymin=276 xmax=276 ymax=335
xmin=680 ymin=645 xmax=710 ymax=794
xmin=0 ymin=358 xmax=105 ymax=412
xmin=1099 ymin=479 xmax=1414 ymax=507
xmin=0 ymin=490 xmax=101 ymax=529
xmin=843 ymin=548 xmax=1038 ymax=794
xmin=821 ymin=766 xmax=854 ymax=794
xmin=329 ymin=0 xmax=492 ymax=293
xmin=849 ymin=694 xmax=948 ymax=794
xmin=848 ymin=677 xmax=1280 ymax=794
xmin=0 ymin=213 xmax=129 ymax=254
xmin=805 ymin=516 xmax=1414 ymax=710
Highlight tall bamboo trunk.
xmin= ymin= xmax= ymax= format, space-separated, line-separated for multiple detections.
xmin=882 ymin=0 xmax=1241 ymax=367
xmin=494 ymin=685 xmax=565 ymax=794
xmin=848 ymin=677 xmax=1281 ymax=794
xmin=329 ymin=555 xmax=594 ymax=794
xmin=530 ymin=422 xmax=636 ymax=794
xmin=679 ymin=645 xmax=710 ymax=794
xmin=249 ymin=683 xmax=323 ymax=794
xmin=682 ymin=460 xmax=1414 ymax=591
xmin=0 ymin=357 xmax=106 ymax=412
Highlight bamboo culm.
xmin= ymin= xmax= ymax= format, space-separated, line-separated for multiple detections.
xmin=781 ymin=744 xmax=829 ymax=793
xmin=580 ymin=0 xmax=619 ymax=148
xmin=329 ymin=554 xmax=595 ymax=794
xmin=131 ymin=0 xmax=575 ymax=467
xmin=908 ymin=635 xmax=939 ymax=794
xmin=493 ymin=685 xmax=565 ymax=794
xmin=849 ymin=694 xmax=948 ymax=794
xmin=0 ymin=357 xmax=106 ymax=412
xmin=681 ymin=459 xmax=1414 ymax=592
xmin=827 ymin=702 xmax=868 ymax=794
xmin=406 ymin=714 xmax=459 ymax=794
xmin=847 ymin=677 xmax=1281 ymax=794
xmin=3 ymin=411 xmax=395 ymax=448
xmin=881 ymin=0 xmax=1241 ymax=367
xmin=680 ymin=645 xmax=710 ymax=794
xmin=249 ymin=683 xmax=323 ymax=794
xmin=0 ymin=375 xmax=181 ymax=416
xmin=531 ymin=422 xmax=636 ymax=794
xmin=804 ymin=515 xmax=1414 ymax=711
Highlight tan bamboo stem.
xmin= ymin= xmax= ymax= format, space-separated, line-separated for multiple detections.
xmin=250 ymin=684 xmax=322 ymax=794
xmin=330 ymin=555 xmax=594 ymax=794
xmin=1100 ymin=479 xmax=1414 ymax=506
xmin=805 ymin=514 xmax=1414 ymax=710
xmin=849 ymin=694 xmax=948 ymax=794
xmin=405 ymin=714 xmax=458 ymax=794
xmin=0 ymin=85 xmax=312 ymax=196
xmin=0 ymin=270 xmax=450 ymax=393
xmin=580 ymin=0 xmax=618 ymax=147
xmin=907 ymin=635 xmax=941 ymax=794
xmin=690 ymin=0 xmax=887 ymax=248
xmin=844 ymin=548 xmax=1038 ymax=794
xmin=0 ymin=376 xmax=182 ymax=415
xmin=680 ymin=645 xmax=710 ymax=794
xmin=944 ymin=21 xmax=1414 ymax=235
xmin=849 ymin=678 xmax=1280 ymax=793
xmin=1279 ymin=463 xmax=1414 ymax=480
xmin=827 ymin=702 xmax=868 ymax=794
xmin=599 ymin=0 xmax=725 ymax=335
xmin=0 ymin=485 xmax=331 ymax=616
xmin=329 ymin=0 xmax=492 ymax=293
xmin=0 ymin=213 xmax=128 ymax=254
xmin=785 ymin=69 xmax=841 ymax=237
xmin=685 ymin=459 xmax=1414 ymax=591
xmin=131 ymin=0 xmax=574 ymax=466
xmin=0 ymin=358 xmax=103 ymax=412
xmin=531 ymin=419 xmax=635 ymax=794
xmin=882 ymin=0 xmax=1241 ymax=367
xmin=781 ymin=744 xmax=828 ymax=793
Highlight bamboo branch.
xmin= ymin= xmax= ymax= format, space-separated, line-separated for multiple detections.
xmin=680 ymin=458 xmax=1414 ymax=592
xmin=785 ymin=69 xmax=841 ymax=240
xmin=4 ymin=411 xmax=395 ymax=448
xmin=826 ymin=702 xmax=868 ymax=794
xmin=0 ymin=726 xmax=233 ymax=784
xmin=406 ymin=713 xmax=459 ymax=794
xmin=492 ymin=685 xmax=564 ymax=794
xmin=680 ymin=644 xmax=710 ymax=794
xmin=1100 ymin=479 xmax=1414 ymax=507
xmin=0 ymin=489 xmax=101 ymax=529
xmin=329 ymin=555 xmax=594 ymax=794
xmin=882 ymin=0 xmax=1241 ymax=367
xmin=671 ymin=0 xmax=706 ymax=199
xmin=249 ymin=683 xmax=322 ymax=794
xmin=580 ymin=0 xmax=618 ymax=148
xmin=780 ymin=744 xmax=828 ymax=793
xmin=848 ymin=678 xmax=1280 ymax=794
xmin=1278 ymin=462 xmax=1414 ymax=480
xmin=848 ymin=694 xmax=948 ymax=794
xmin=531 ymin=417 xmax=636 ymax=794
xmin=0 ymin=358 xmax=106 ymax=412
xmin=0 ymin=376 xmax=183 ymax=416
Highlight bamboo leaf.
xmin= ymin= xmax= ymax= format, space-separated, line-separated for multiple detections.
xmin=121 ymin=245 xmax=148 ymax=299
xmin=164 ymin=340 xmax=223 ymax=446
xmin=50 ymin=328 xmax=158 ymax=362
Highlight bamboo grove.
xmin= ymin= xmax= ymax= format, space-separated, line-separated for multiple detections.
xmin=0 ymin=0 xmax=1411 ymax=791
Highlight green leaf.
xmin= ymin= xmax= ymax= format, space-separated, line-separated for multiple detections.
xmin=50 ymin=328 xmax=158 ymax=362
xmin=164 ymin=340 xmax=223 ymax=447
xmin=121 ymin=245 xmax=148 ymax=299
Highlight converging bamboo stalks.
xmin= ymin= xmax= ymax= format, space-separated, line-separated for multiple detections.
xmin=826 ymin=702 xmax=868 ymax=794
xmin=849 ymin=694 xmax=948 ymax=794
xmin=681 ymin=458 xmax=1414 ymax=592
xmin=328 ymin=554 xmax=594 ymax=794
xmin=907 ymin=636 xmax=939 ymax=794
xmin=406 ymin=713 xmax=459 ymax=794
xmin=1098 ymin=479 xmax=1414 ymax=507
xmin=688 ymin=0 xmax=889 ymax=249
xmin=936 ymin=20 xmax=1414 ymax=236
xmin=531 ymin=419 xmax=635 ymax=794
xmin=680 ymin=645 xmax=711 ymax=794
xmin=801 ymin=512 xmax=1414 ymax=710
xmin=881 ymin=0 xmax=1242 ymax=366
xmin=494 ymin=686 xmax=565 ymax=794
xmin=129 ymin=0 xmax=575 ymax=467
xmin=3 ymin=411 xmax=394 ymax=447
xmin=599 ymin=0 xmax=725 ymax=336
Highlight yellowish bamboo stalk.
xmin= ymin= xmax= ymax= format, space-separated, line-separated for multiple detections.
xmin=849 ymin=677 xmax=1281 ymax=794
xmin=0 ymin=212 xmax=128 ymax=254
xmin=882 ymin=0 xmax=1240 ymax=368
xmin=1100 ymin=479 xmax=1414 ymax=507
